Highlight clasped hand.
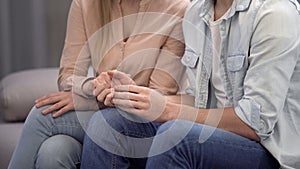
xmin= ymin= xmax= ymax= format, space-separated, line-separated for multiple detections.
xmin=94 ymin=70 xmax=168 ymax=122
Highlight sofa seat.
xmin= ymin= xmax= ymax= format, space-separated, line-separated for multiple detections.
xmin=0 ymin=123 xmax=23 ymax=168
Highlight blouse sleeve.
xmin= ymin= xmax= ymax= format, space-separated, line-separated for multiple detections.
xmin=58 ymin=0 xmax=94 ymax=98
xmin=148 ymin=1 xmax=189 ymax=95
xmin=58 ymin=0 xmax=98 ymax=110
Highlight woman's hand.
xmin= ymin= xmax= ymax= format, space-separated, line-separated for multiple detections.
xmin=112 ymin=85 xmax=171 ymax=122
xmin=93 ymin=72 xmax=113 ymax=106
xmin=35 ymin=91 xmax=74 ymax=118
xmin=94 ymin=70 xmax=136 ymax=107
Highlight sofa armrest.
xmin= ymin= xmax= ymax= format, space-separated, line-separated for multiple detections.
xmin=0 ymin=68 xmax=59 ymax=122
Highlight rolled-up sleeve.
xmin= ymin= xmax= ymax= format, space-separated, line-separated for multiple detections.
xmin=234 ymin=3 xmax=300 ymax=140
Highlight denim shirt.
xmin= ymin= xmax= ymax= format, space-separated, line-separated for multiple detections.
xmin=182 ymin=0 xmax=300 ymax=168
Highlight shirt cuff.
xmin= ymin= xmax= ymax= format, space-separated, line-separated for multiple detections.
xmin=72 ymin=76 xmax=95 ymax=98
xmin=81 ymin=77 xmax=95 ymax=98
xmin=234 ymin=97 xmax=271 ymax=140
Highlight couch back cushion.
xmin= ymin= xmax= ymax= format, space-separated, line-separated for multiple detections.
xmin=0 ymin=68 xmax=58 ymax=122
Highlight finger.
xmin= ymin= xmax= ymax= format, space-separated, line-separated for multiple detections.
xmin=108 ymin=70 xmax=130 ymax=79
xmin=35 ymin=92 xmax=61 ymax=103
xmin=112 ymin=78 xmax=122 ymax=87
xmin=104 ymin=95 xmax=113 ymax=107
xmin=107 ymin=70 xmax=119 ymax=79
xmin=113 ymin=91 xmax=147 ymax=101
xmin=35 ymin=95 xmax=48 ymax=103
xmin=114 ymin=85 xmax=143 ymax=93
xmin=112 ymin=99 xmax=146 ymax=109
xmin=104 ymin=89 xmax=114 ymax=106
xmin=103 ymin=73 xmax=112 ymax=87
xmin=97 ymin=89 xmax=111 ymax=102
xmin=41 ymin=101 xmax=66 ymax=115
xmin=108 ymin=70 xmax=134 ymax=85
xmin=96 ymin=72 xmax=111 ymax=88
xmin=35 ymin=95 xmax=62 ymax=108
xmin=118 ymin=75 xmax=135 ymax=85
xmin=52 ymin=105 xmax=72 ymax=118
xmin=93 ymin=83 xmax=106 ymax=96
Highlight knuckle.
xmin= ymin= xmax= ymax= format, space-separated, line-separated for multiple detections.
xmin=56 ymin=112 xmax=63 ymax=116
xmin=48 ymin=98 xmax=54 ymax=102
xmin=97 ymin=96 xmax=103 ymax=102
xmin=53 ymin=104 xmax=58 ymax=109
xmin=142 ymin=95 xmax=148 ymax=100
xmin=60 ymin=108 xmax=68 ymax=114
xmin=66 ymin=104 xmax=74 ymax=110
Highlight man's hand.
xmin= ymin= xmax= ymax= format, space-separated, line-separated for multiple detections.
xmin=35 ymin=91 xmax=74 ymax=118
xmin=107 ymin=70 xmax=136 ymax=86
xmin=112 ymin=85 xmax=170 ymax=122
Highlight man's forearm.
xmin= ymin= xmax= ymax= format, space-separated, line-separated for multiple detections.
xmin=165 ymin=102 xmax=260 ymax=141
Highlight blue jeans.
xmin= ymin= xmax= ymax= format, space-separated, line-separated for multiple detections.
xmin=81 ymin=109 xmax=279 ymax=169
xmin=81 ymin=108 xmax=162 ymax=169
xmin=146 ymin=120 xmax=280 ymax=169
xmin=35 ymin=134 xmax=82 ymax=169
xmin=8 ymin=106 xmax=94 ymax=169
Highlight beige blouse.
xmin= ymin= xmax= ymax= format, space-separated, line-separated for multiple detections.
xmin=58 ymin=0 xmax=189 ymax=110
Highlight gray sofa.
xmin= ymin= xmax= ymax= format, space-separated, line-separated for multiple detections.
xmin=0 ymin=68 xmax=59 ymax=169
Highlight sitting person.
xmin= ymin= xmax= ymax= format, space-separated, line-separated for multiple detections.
xmin=80 ymin=0 xmax=300 ymax=168
xmin=8 ymin=0 xmax=190 ymax=168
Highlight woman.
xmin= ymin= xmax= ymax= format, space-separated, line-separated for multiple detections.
xmin=8 ymin=0 xmax=190 ymax=168
xmin=81 ymin=0 xmax=300 ymax=168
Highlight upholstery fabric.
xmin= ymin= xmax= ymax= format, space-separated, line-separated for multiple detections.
xmin=0 ymin=68 xmax=58 ymax=122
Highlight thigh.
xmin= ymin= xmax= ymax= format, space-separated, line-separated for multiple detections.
xmin=25 ymin=105 xmax=95 ymax=142
xmin=147 ymin=120 xmax=279 ymax=169
xmin=85 ymin=108 xmax=162 ymax=158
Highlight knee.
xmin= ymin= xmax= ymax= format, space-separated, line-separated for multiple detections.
xmin=149 ymin=120 xmax=202 ymax=156
xmin=87 ymin=108 xmax=133 ymax=134
xmin=36 ymin=135 xmax=82 ymax=169
xmin=23 ymin=105 xmax=53 ymax=127
xmin=155 ymin=120 xmax=176 ymax=134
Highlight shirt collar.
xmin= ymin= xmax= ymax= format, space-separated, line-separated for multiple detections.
xmin=199 ymin=0 xmax=252 ymax=20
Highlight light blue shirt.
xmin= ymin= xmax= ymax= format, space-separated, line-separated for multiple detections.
xmin=182 ymin=0 xmax=300 ymax=168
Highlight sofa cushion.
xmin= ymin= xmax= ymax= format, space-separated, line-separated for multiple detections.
xmin=0 ymin=68 xmax=58 ymax=122
xmin=0 ymin=123 xmax=23 ymax=169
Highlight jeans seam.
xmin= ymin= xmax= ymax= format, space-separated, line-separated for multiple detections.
xmin=123 ymin=131 xmax=153 ymax=138
xmin=112 ymin=154 xmax=117 ymax=169
xmin=206 ymin=140 xmax=265 ymax=151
